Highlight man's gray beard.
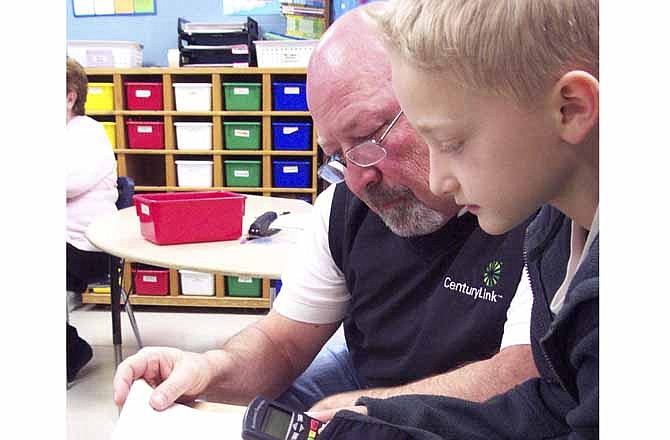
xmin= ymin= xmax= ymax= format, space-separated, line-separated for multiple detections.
xmin=360 ymin=184 xmax=448 ymax=237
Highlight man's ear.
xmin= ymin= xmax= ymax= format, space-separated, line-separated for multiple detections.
xmin=552 ymin=71 xmax=599 ymax=145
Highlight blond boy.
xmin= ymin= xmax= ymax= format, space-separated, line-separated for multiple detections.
xmin=311 ymin=1 xmax=599 ymax=438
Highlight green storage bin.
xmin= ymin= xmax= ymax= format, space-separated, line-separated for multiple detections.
xmin=224 ymin=121 xmax=262 ymax=150
xmin=225 ymin=160 xmax=262 ymax=187
xmin=223 ymin=82 xmax=262 ymax=110
xmin=226 ymin=276 xmax=261 ymax=297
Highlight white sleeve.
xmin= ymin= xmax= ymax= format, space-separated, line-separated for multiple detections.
xmin=272 ymin=184 xmax=351 ymax=324
xmin=66 ymin=117 xmax=116 ymax=199
xmin=499 ymin=265 xmax=533 ymax=349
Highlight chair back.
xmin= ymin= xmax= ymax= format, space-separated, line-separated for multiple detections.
xmin=116 ymin=176 xmax=135 ymax=210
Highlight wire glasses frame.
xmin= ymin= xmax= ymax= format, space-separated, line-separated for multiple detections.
xmin=317 ymin=110 xmax=404 ymax=184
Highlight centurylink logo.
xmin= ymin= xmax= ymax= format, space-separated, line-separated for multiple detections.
xmin=443 ymin=260 xmax=503 ymax=303
xmin=483 ymin=260 xmax=503 ymax=287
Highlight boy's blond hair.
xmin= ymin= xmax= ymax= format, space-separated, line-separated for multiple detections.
xmin=377 ymin=0 xmax=599 ymax=103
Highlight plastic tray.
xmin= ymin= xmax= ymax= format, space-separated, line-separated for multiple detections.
xmin=125 ymin=82 xmax=163 ymax=110
xmin=272 ymin=121 xmax=312 ymax=150
xmin=272 ymin=82 xmax=307 ymax=111
xmin=133 ymin=191 xmax=246 ymax=245
xmin=133 ymin=268 xmax=169 ymax=296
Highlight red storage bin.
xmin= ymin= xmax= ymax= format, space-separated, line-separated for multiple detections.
xmin=132 ymin=268 xmax=169 ymax=296
xmin=125 ymin=82 xmax=163 ymax=110
xmin=133 ymin=191 xmax=247 ymax=245
xmin=126 ymin=120 xmax=165 ymax=149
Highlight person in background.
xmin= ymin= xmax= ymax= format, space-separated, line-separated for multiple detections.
xmin=66 ymin=57 xmax=118 ymax=383
xmin=111 ymin=4 xmax=538 ymax=412
xmin=310 ymin=1 xmax=599 ymax=438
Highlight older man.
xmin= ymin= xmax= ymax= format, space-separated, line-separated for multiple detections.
xmin=112 ymin=4 xmax=537 ymax=412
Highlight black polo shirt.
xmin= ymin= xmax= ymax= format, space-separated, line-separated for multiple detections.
xmin=329 ymin=184 xmax=529 ymax=387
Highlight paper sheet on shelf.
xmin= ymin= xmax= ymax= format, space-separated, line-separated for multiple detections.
xmin=112 ymin=379 xmax=244 ymax=440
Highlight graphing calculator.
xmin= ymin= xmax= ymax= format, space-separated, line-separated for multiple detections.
xmin=242 ymin=396 xmax=325 ymax=440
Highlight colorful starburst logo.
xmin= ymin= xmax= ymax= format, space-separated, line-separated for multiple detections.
xmin=483 ymin=260 xmax=503 ymax=287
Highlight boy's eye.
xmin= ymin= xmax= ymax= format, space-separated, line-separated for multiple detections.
xmin=438 ymin=141 xmax=464 ymax=154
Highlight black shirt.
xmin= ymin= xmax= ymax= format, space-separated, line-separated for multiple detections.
xmin=329 ymin=184 xmax=530 ymax=387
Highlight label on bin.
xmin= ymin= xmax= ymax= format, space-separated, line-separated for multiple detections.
xmin=283 ymin=127 xmax=299 ymax=135
xmin=238 ymin=276 xmax=253 ymax=283
xmin=89 ymin=87 xmax=103 ymax=95
xmin=136 ymin=89 xmax=152 ymax=98
xmin=284 ymin=87 xmax=300 ymax=95
xmin=143 ymin=275 xmax=158 ymax=283
xmin=234 ymin=129 xmax=250 ymax=138
xmin=283 ymin=166 xmax=299 ymax=173
xmin=234 ymin=170 xmax=250 ymax=177
xmin=231 ymin=45 xmax=249 ymax=54
xmin=141 ymin=203 xmax=150 ymax=216
xmin=137 ymin=126 xmax=153 ymax=133
xmin=234 ymin=87 xmax=250 ymax=95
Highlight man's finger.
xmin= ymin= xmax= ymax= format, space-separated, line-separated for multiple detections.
xmin=149 ymin=361 xmax=199 ymax=411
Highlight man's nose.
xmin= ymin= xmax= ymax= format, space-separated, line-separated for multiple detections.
xmin=347 ymin=164 xmax=381 ymax=191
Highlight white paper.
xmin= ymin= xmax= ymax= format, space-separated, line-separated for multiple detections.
xmin=94 ymin=0 xmax=115 ymax=15
xmin=73 ymin=0 xmax=95 ymax=15
xmin=270 ymin=213 xmax=310 ymax=231
xmin=112 ymin=379 xmax=244 ymax=440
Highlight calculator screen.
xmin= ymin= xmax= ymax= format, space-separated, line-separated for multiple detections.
xmin=261 ymin=406 xmax=292 ymax=439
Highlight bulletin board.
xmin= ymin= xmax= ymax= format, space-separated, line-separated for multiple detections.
xmin=72 ymin=0 xmax=157 ymax=17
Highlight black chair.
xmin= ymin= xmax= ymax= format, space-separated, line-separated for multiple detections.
xmin=66 ymin=176 xmax=144 ymax=370
xmin=112 ymin=177 xmax=144 ymax=354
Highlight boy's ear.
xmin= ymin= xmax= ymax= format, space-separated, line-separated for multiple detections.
xmin=552 ymin=71 xmax=599 ymax=145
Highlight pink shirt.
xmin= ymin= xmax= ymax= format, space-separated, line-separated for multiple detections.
xmin=66 ymin=116 xmax=118 ymax=251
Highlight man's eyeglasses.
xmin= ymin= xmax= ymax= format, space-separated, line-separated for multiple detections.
xmin=317 ymin=110 xmax=404 ymax=184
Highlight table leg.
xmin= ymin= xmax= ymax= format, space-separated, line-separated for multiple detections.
xmin=109 ymin=255 xmax=123 ymax=368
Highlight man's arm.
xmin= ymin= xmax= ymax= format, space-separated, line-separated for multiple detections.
xmin=203 ymin=310 xmax=340 ymax=405
xmin=309 ymin=343 xmax=538 ymax=412
xmin=113 ymin=310 xmax=339 ymax=409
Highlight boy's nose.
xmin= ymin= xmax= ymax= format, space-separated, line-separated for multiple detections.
xmin=429 ymin=155 xmax=460 ymax=196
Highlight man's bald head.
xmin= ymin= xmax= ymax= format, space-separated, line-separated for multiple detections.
xmin=304 ymin=2 xmax=461 ymax=236
xmin=307 ymin=3 xmax=391 ymax=112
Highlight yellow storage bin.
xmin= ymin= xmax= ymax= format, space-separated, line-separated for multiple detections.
xmin=85 ymin=82 xmax=114 ymax=112
xmin=101 ymin=122 xmax=116 ymax=148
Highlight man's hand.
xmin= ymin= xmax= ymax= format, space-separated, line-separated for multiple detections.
xmin=309 ymin=389 xmax=374 ymax=413
xmin=113 ymin=346 xmax=220 ymax=411
xmin=306 ymin=406 xmax=368 ymax=423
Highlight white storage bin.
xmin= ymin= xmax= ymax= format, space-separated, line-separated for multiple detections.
xmin=174 ymin=122 xmax=213 ymax=150
xmin=179 ymin=270 xmax=215 ymax=296
xmin=67 ymin=40 xmax=143 ymax=68
xmin=254 ymin=39 xmax=318 ymax=67
xmin=173 ymin=83 xmax=213 ymax=111
xmin=175 ymin=160 xmax=213 ymax=187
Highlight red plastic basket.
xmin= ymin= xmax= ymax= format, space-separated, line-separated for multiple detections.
xmin=133 ymin=191 xmax=247 ymax=245
xmin=132 ymin=268 xmax=169 ymax=295
xmin=125 ymin=82 xmax=163 ymax=110
xmin=126 ymin=120 xmax=165 ymax=149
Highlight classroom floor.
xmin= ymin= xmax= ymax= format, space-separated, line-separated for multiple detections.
xmin=66 ymin=301 xmax=264 ymax=440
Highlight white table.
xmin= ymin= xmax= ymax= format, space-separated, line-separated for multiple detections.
xmin=86 ymin=194 xmax=312 ymax=365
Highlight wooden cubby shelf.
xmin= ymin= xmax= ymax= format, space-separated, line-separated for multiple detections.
xmin=83 ymin=67 xmax=321 ymax=309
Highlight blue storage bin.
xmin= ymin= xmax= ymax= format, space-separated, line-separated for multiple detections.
xmin=272 ymin=82 xmax=308 ymax=111
xmin=272 ymin=121 xmax=312 ymax=150
xmin=272 ymin=159 xmax=311 ymax=188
